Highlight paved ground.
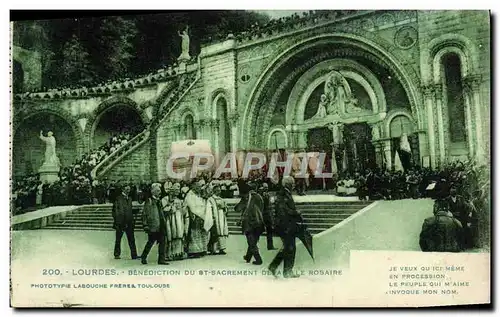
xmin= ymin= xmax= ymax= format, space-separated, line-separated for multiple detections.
xmin=10 ymin=199 xmax=489 ymax=307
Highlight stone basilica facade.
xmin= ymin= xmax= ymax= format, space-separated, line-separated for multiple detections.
xmin=12 ymin=10 xmax=490 ymax=181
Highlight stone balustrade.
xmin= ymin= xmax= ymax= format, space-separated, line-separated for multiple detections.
xmin=13 ymin=59 xmax=198 ymax=101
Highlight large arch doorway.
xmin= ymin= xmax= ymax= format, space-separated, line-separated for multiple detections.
xmin=13 ymin=113 xmax=77 ymax=179
xmin=241 ymin=35 xmax=419 ymax=156
xmin=92 ymin=105 xmax=144 ymax=149
xmin=342 ymin=123 xmax=376 ymax=173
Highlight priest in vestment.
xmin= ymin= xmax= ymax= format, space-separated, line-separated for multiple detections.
xmin=162 ymin=182 xmax=189 ymax=261
xmin=184 ymin=179 xmax=212 ymax=258
xmin=207 ymin=181 xmax=229 ymax=255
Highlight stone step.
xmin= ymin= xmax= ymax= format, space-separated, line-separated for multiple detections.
xmin=42 ymin=201 xmax=372 ymax=235
xmin=72 ymin=206 xmax=366 ymax=216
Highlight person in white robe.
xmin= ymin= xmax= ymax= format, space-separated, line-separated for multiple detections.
xmin=162 ymin=182 xmax=189 ymax=261
xmin=184 ymin=179 xmax=212 ymax=258
xmin=207 ymin=181 xmax=229 ymax=255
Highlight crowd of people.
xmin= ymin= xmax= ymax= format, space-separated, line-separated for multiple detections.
xmin=11 ymin=130 xmax=140 ymax=214
xmin=112 ymin=174 xmax=302 ymax=278
xmin=203 ymin=10 xmax=360 ymax=45
xmin=113 ymin=178 xmax=231 ymax=264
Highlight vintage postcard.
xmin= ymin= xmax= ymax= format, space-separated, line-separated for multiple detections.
xmin=10 ymin=10 xmax=491 ymax=307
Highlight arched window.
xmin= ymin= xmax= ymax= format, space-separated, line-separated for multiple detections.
xmin=185 ymin=114 xmax=196 ymax=140
xmin=389 ymin=115 xmax=413 ymax=138
xmin=443 ymin=53 xmax=466 ymax=143
xmin=216 ymin=96 xmax=231 ymax=156
xmin=268 ymin=129 xmax=287 ymax=150
xmin=389 ymin=115 xmax=418 ymax=168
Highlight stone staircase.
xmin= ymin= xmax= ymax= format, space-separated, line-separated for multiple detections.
xmin=43 ymin=200 xmax=373 ymax=235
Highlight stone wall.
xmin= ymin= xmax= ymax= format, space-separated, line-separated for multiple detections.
xmin=12 ymin=45 xmax=42 ymax=92
xmin=418 ymin=10 xmax=490 ymax=165
xmin=12 ymin=115 xmax=78 ymax=178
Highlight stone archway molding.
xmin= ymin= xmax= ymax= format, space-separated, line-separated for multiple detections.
xmin=287 ymin=58 xmax=387 ymax=126
xmin=421 ymin=33 xmax=479 ymax=84
xmin=384 ymin=109 xmax=416 ymax=138
xmin=88 ymin=96 xmax=147 ymax=149
xmin=241 ymin=33 xmax=422 ymax=149
xmin=13 ymin=103 xmax=85 ymax=156
xmin=267 ymin=126 xmax=288 ymax=150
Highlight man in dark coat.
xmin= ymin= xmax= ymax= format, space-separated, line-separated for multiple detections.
xmin=446 ymin=186 xmax=474 ymax=249
xmin=258 ymin=183 xmax=276 ymax=250
xmin=236 ymin=181 xmax=265 ymax=265
xmin=140 ymin=183 xmax=169 ymax=265
xmin=108 ymin=180 xmax=118 ymax=204
xmin=419 ymin=199 xmax=463 ymax=252
xmin=269 ymin=176 xmax=303 ymax=278
xmin=112 ymin=185 xmax=138 ymax=259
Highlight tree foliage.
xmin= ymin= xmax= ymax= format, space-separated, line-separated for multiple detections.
xmin=13 ymin=11 xmax=270 ymax=89
xmin=61 ymin=34 xmax=95 ymax=85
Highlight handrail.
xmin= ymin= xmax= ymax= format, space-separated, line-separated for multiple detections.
xmin=91 ymin=70 xmax=200 ymax=179
xmin=91 ymin=130 xmax=151 ymax=179
xmin=90 ymin=130 xmax=151 ymax=179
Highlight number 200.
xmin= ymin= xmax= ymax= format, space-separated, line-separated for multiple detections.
xmin=42 ymin=269 xmax=61 ymax=275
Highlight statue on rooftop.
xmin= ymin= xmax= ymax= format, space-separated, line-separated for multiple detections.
xmin=178 ymin=25 xmax=191 ymax=62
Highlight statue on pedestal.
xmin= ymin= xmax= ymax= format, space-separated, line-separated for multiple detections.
xmin=39 ymin=130 xmax=60 ymax=168
xmin=178 ymin=25 xmax=191 ymax=62
xmin=38 ymin=130 xmax=60 ymax=183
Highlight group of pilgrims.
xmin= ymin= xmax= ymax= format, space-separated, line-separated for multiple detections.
xmin=114 ymin=173 xmax=302 ymax=278
xmin=113 ymin=178 xmax=230 ymax=265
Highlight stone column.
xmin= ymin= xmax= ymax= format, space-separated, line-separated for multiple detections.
xmin=297 ymin=130 xmax=307 ymax=150
xmin=171 ymin=124 xmax=179 ymax=141
xmin=422 ymin=85 xmax=437 ymax=169
xmin=433 ymin=83 xmax=447 ymax=164
xmin=463 ymin=90 xmax=475 ymax=158
xmin=210 ymin=119 xmax=220 ymax=165
xmin=464 ymin=75 xmax=485 ymax=163
xmin=369 ymin=122 xmax=382 ymax=168
xmin=383 ymin=139 xmax=392 ymax=170
xmin=228 ymin=113 xmax=240 ymax=152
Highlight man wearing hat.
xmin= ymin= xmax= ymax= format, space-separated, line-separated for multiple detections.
xmin=258 ymin=183 xmax=276 ymax=250
xmin=446 ymin=185 xmax=474 ymax=249
xmin=419 ymin=199 xmax=463 ymax=252
xmin=140 ymin=183 xmax=169 ymax=265
xmin=236 ymin=180 xmax=265 ymax=265
xmin=269 ymin=176 xmax=302 ymax=278
xmin=112 ymin=184 xmax=138 ymax=260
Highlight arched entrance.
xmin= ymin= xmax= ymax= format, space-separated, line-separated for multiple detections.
xmin=214 ymin=95 xmax=231 ymax=162
xmin=241 ymin=34 xmax=420 ymax=171
xmin=91 ymin=105 xmax=145 ymax=149
xmin=13 ymin=113 xmax=77 ymax=179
